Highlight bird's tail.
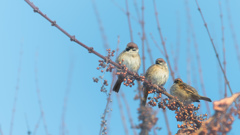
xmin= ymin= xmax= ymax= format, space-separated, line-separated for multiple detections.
xmin=113 ymin=77 xmax=123 ymax=93
xmin=141 ymin=87 xmax=149 ymax=106
xmin=199 ymin=96 xmax=212 ymax=102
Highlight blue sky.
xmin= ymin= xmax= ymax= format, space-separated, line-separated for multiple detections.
xmin=0 ymin=0 xmax=240 ymax=135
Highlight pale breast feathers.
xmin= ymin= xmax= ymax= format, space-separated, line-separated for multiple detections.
xmin=116 ymin=52 xmax=140 ymax=72
xmin=145 ymin=65 xmax=168 ymax=86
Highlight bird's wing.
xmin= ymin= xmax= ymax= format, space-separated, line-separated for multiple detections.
xmin=144 ymin=65 xmax=155 ymax=77
xmin=178 ymin=83 xmax=197 ymax=95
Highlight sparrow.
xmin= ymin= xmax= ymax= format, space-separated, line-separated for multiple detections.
xmin=113 ymin=42 xmax=141 ymax=93
xmin=170 ymin=78 xmax=212 ymax=104
xmin=142 ymin=58 xmax=169 ymax=105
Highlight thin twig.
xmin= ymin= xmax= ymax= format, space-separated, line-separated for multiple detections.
xmin=92 ymin=0 xmax=109 ymax=50
xmin=99 ymin=74 xmax=115 ymax=135
xmin=110 ymin=0 xmax=138 ymax=22
xmin=106 ymin=36 xmax=120 ymax=134
xmin=61 ymin=58 xmax=74 ymax=135
xmin=92 ymin=2 xmax=116 ymax=133
xmin=25 ymin=114 xmax=31 ymax=135
xmin=152 ymin=0 xmax=175 ymax=81
xmin=121 ymin=92 xmax=138 ymax=135
xmin=162 ymin=109 xmax=171 ymax=135
xmin=186 ymin=26 xmax=191 ymax=85
xmin=145 ymin=36 xmax=154 ymax=64
xmin=185 ymin=4 xmax=191 ymax=85
xmin=125 ymin=0 xmax=133 ymax=42
xmin=34 ymin=52 xmax=49 ymax=135
xmin=152 ymin=2 xmax=172 ymax=134
xmin=9 ymin=44 xmax=23 ymax=135
xmin=33 ymin=114 xmax=42 ymax=135
xmin=186 ymin=0 xmax=211 ymax=115
xmin=149 ymin=33 xmax=164 ymax=56
xmin=133 ymin=0 xmax=141 ymax=23
xmin=139 ymin=33 xmax=162 ymax=135
xmin=219 ymin=0 xmax=227 ymax=97
xmin=195 ymin=0 xmax=233 ymax=95
xmin=141 ymin=0 xmax=146 ymax=74
xmin=174 ymin=13 xmax=181 ymax=78
xmin=116 ymin=93 xmax=129 ymax=135
xmin=225 ymin=0 xmax=240 ymax=69
xmin=0 ymin=125 xmax=4 ymax=135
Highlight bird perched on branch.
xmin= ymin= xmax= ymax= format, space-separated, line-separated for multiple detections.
xmin=142 ymin=58 xmax=169 ymax=105
xmin=170 ymin=78 xmax=212 ymax=104
xmin=113 ymin=42 xmax=141 ymax=93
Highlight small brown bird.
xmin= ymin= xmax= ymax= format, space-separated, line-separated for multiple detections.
xmin=170 ymin=78 xmax=212 ymax=104
xmin=113 ymin=42 xmax=141 ymax=93
xmin=142 ymin=58 xmax=169 ymax=105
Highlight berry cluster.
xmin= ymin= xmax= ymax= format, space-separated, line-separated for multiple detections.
xmin=116 ymin=60 xmax=145 ymax=88
xmin=148 ymin=93 xmax=162 ymax=107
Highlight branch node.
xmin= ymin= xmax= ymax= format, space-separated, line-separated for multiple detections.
xmin=51 ymin=21 xmax=56 ymax=26
xmin=204 ymin=23 xmax=207 ymax=27
xmin=70 ymin=35 xmax=75 ymax=41
xmin=33 ymin=7 xmax=39 ymax=13
xmin=88 ymin=47 xmax=94 ymax=53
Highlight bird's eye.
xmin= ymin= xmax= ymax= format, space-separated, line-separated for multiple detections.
xmin=126 ymin=48 xmax=130 ymax=51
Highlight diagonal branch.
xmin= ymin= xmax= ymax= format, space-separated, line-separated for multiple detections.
xmin=149 ymin=33 xmax=164 ymax=56
xmin=24 ymin=0 xmax=205 ymax=129
xmin=34 ymin=52 xmax=49 ymax=135
xmin=219 ymin=0 xmax=227 ymax=98
xmin=185 ymin=0 xmax=211 ymax=115
xmin=24 ymin=0 xmax=181 ymax=107
xmin=225 ymin=0 xmax=240 ymax=69
xmin=141 ymin=0 xmax=146 ymax=74
xmin=121 ymin=92 xmax=138 ymax=135
xmin=195 ymin=0 xmax=233 ymax=96
xmin=9 ymin=44 xmax=23 ymax=135
xmin=92 ymin=0 xmax=109 ymax=49
xmin=152 ymin=0 xmax=175 ymax=81
xmin=116 ymin=92 xmax=129 ymax=135
xmin=125 ymin=0 xmax=133 ymax=42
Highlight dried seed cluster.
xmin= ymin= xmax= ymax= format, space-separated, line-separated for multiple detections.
xmin=100 ymin=115 xmax=108 ymax=135
xmin=148 ymin=93 xmax=162 ymax=107
xmin=116 ymin=60 xmax=145 ymax=88
xmin=137 ymin=106 xmax=158 ymax=132
xmin=195 ymin=98 xmax=240 ymax=135
xmin=94 ymin=49 xmax=116 ymax=93
xmin=148 ymin=94 xmax=207 ymax=134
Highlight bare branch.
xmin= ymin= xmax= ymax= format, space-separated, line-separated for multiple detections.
xmin=9 ymin=44 xmax=23 ymax=135
xmin=152 ymin=0 xmax=175 ymax=81
xmin=195 ymin=0 xmax=233 ymax=96
xmin=125 ymin=0 xmax=134 ymax=42
xmin=24 ymin=1 xmax=207 ymax=130
xmin=186 ymin=0 xmax=211 ymax=115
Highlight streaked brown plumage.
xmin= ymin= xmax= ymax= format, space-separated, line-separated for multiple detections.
xmin=142 ymin=58 xmax=169 ymax=105
xmin=170 ymin=78 xmax=212 ymax=104
xmin=113 ymin=42 xmax=141 ymax=93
